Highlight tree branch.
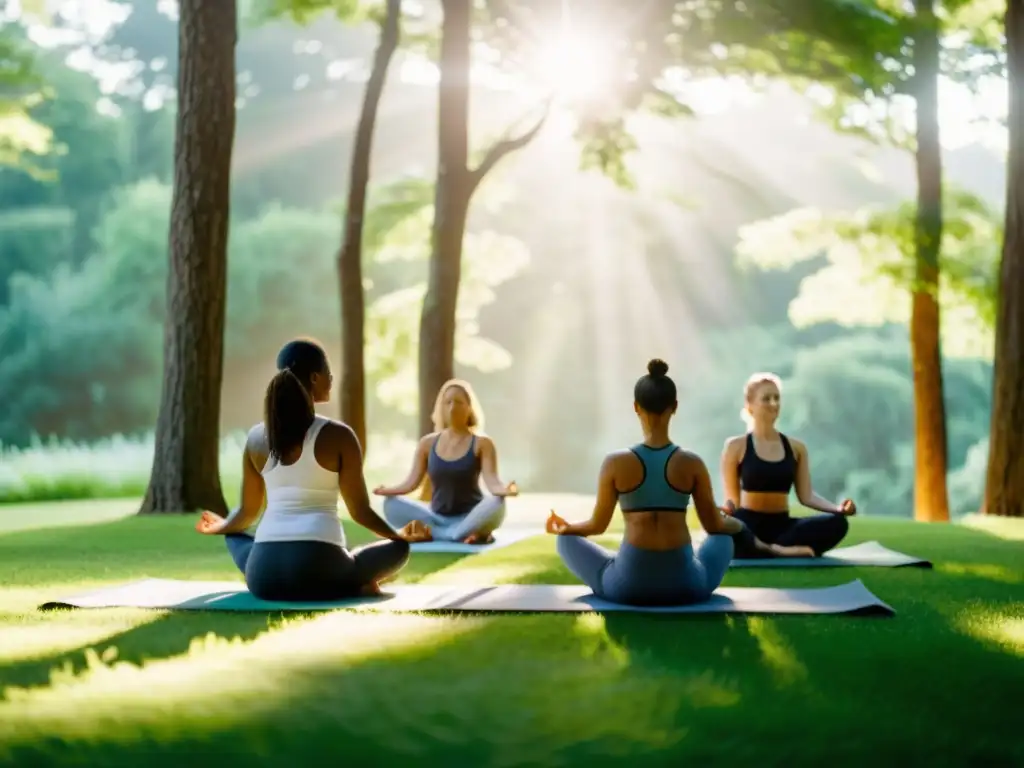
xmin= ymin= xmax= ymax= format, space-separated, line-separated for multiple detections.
xmin=468 ymin=101 xmax=550 ymax=194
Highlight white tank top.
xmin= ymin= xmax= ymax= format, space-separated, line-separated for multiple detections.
xmin=254 ymin=415 xmax=346 ymax=547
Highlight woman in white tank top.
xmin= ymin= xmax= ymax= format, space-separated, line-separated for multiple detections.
xmin=195 ymin=339 xmax=411 ymax=601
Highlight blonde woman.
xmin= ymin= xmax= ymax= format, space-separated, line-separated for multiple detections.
xmin=374 ymin=379 xmax=518 ymax=544
xmin=720 ymin=372 xmax=855 ymax=558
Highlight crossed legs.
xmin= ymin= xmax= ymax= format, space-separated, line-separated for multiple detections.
xmin=382 ymin=495 xmax=507 ymax=542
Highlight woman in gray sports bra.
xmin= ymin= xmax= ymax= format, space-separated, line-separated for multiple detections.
xmin=547 ymin=359 xmax=804 ymax=607
xmin=374 ymin=379 xmax=517 ymax=544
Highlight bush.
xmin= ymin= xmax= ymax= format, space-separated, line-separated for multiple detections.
xmin=0 ymin=431 xmax=415 ymax=505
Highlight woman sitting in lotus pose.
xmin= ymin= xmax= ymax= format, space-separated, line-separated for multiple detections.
xmin=195 ymin=338 xmax=411 ymax=601
xmin=547 ymin=359 xmax=812 ymax=607
xmin=374 ymin=378 xmax=517 ymax=544
xmin=719 ymin=371 xmax=855 ymax=559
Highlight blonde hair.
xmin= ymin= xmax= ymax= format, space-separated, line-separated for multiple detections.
xmin=431 ymin=378 xmax=485 ymax=432
xmin=740 ymin=371 xmax=783 ymax=429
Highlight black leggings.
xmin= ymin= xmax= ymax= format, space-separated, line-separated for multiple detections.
xmin=225 ymin=533 xmax=410 ymax=601
xmin=731 ymin=508 xmax=849 ymax=558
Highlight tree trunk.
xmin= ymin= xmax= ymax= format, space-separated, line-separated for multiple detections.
xmin=338 ymin=0 xmax=401 ymax=453
xmin=418 ymin=0 xmax=472 ymax=437
xmin=415 ymin=0 xmax=548 ymax=445
xmin=139 ymin=0 xmax=236 ymax=515
xmin=983 ymin=0 xmax=1024 ymax=518
xmin=910 ymin=0 xmax=950 ymax=523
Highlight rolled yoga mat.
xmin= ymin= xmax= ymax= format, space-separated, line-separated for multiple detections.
xmin=39 ymin=578 xmax=894 ymax=616
xmin=408 ymin=528 xmax=539 ymax=554
xmin=728 ymin=539 xmax=932 ymax=568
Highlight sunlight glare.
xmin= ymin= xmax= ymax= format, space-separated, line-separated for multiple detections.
xmin=533 ymin=29 xmax=616 ymax=105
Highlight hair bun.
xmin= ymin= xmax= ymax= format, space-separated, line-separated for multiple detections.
xmin=647 ymin=358 xmax=669 ymax=378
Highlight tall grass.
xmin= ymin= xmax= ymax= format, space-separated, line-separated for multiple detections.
xmin=0 ymin=431 xmax=415 ymax=505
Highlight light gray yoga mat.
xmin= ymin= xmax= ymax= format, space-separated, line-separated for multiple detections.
xmin=409 ymin=528 xmax=539 ymax=554
xmin=39 ymin=578 xmax=894 ymax=616
xmin=730 ymin=540 xmax=932 ymax=568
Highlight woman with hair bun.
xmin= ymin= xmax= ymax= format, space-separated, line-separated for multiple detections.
xmin=374 ymin=378 xmax=517 ymax=544
xmin=719 ymin=372 xmax=854 ymax=558
xmin=545 ymin=359 xmax=802 ymax=607
xmin=195 ymin=338 xmax=412 ymax=600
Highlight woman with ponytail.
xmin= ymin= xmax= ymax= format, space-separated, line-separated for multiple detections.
xmin=719 ymin=372 xmax=854 ymax=559
xmin=195 ymin=338 xmax=411 ymax=601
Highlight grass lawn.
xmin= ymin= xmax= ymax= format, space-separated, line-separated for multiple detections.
xmin=0 ymin=496 xmax=1021 ymax=767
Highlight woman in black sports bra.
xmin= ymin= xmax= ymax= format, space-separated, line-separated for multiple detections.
xmin=719 ymin=372 xmax=855 ymax=558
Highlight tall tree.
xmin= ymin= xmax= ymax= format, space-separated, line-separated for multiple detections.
xmin=984 ymin=0 xmax=1024 ymax=518
xmin=417 ymin=0 xmax=546 ymax=434
xmin=910 ymin=0 xmax=951 ymax=523
xmin=338 ymin=0 xmax=402 ymax=452
xmin=140 ymin=0 xmax=238 ymax=515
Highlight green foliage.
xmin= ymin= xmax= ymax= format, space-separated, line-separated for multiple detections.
xmin=252 ymin=0 xmax=366 ymax=25
xmin=0 ymin=206 xmax=73 ymax=302
xmin=0 ymin=174 xmax=528 ymax=446
xmin=0 ymin=23 xmax=51 ymax=171
xmin=735 ymin=185 xmax=1000 ymax=358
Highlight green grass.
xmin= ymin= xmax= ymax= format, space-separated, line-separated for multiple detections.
xmin=0 ymin=496 xmax=1021 ymax=767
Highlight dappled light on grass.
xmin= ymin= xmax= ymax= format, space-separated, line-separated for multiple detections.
xmin=959 ymin=513 xmax=1024 ymax=541
xmin=0 ymin=512 xmax=1022 ymax=764
xmin=0 ymin=612 xmax=474 ymax=750
xmin=938 ymin=561 xmax=1022 ymax=585
xmin=0 ymin=610 xmax=161 ymax=667
xmin=953 ymin=612 xmax=1024 ymax=660
xmin=745 ymin=617 xmax=808 ymax=687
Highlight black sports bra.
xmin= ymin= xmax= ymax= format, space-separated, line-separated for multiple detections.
xmin=738 ymin=433 xmax=796 ymax=494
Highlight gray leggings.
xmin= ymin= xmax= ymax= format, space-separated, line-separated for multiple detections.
xmin=555 ymin=534 xmax=734 ymax=606
xmin=382 ymin=495 xmax=506 ymax=541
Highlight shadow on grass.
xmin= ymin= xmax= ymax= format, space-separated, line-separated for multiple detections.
xmin=1 ymin=515 xmax=1021 ymax=766
xmin=2 ymin=577 xmax=1021 ymax=768
xmin=0 ymin=519 xmax=469 ymax=693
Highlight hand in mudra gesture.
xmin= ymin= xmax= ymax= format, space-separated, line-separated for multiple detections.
xmin=495 ymin=481 xmax=519 ymax=498
xmin=195 ymin=510 xmax=227 ymax=535
xmin=546 ymin=510 xmax=569 ymax=534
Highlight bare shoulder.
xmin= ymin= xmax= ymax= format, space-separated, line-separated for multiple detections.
xmin=605 ymin=448 xmax=637 ymax=471
xmin=674 ymin=447 xmax=708 ymax=468
xmin=671 ymin=448 xmax=710 ymax=479
xmin=318 ymin=418 xmax=359 ymax=448
xmin=245 ymin=423 xmax=268 ymax=453
xmin=418 ymin=432 xmax=440 ymax=451
xmin=722 ymin=434 xmax=746 ymax=456
xmin=474 ymin=433 xmax=496 ymax=451
xmin=785 ymin=434 xmax=808 ymax=458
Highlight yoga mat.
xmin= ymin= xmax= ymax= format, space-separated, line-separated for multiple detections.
xmin=730 ymin=540 xmax=932 ymax=568
xmin=39 ymin=578 xmax=894 ymax=616
xmin=409 ymin=528 xmax=539 ymax=554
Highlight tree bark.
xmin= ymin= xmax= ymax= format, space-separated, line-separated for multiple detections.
xmin=910 ymin=0 xmax=950 ymax=523
xmin=338 ymin=0 xmax=401 ymax=453
xmin=983 ymin=0 xmax=1024 ymax=518
xmin=418 ymin=0 xmax=473 ymax=437
xmin=139 ymin=0 xmax=236 ymax=515
xmin=417 ymin=0 xmax=547 ymax=440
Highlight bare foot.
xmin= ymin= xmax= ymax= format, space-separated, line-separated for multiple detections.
xmin=772 ymin=544 xmax=817 ymax=558
xmin=359 ymin=582 xmax=383 ymax=597
xmin=400 ymin=521 xmax=433 ymax=543
xmin=462 ymin=532 xmax=495 ymax=545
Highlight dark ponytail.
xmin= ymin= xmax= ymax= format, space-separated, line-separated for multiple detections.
xmin=264 ymin=369 xmax=315 ymax=461
xmin=265 ymin=338 xmax=329 ymax=461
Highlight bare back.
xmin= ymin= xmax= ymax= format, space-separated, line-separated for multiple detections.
xmin=608 ymin=448 xmax=699 ymax=550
